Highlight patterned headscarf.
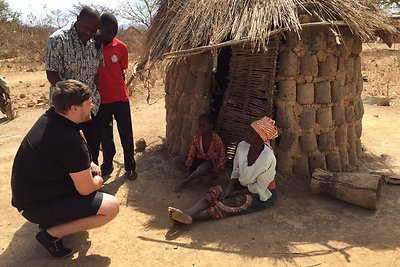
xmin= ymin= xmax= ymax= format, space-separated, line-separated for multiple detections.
xmin=251 ymin=116 xmax=278 ymax=147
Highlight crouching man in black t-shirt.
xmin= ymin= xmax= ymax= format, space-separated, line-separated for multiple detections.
xmin=11 ymin=80 xmax=119 ymax=258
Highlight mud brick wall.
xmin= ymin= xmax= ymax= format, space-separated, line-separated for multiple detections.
xmin=165 ymin=55 xmax=212 ymax=155
xmin=275 ymin=27 xmax=364 ymax=177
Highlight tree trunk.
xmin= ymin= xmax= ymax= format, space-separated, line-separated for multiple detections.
xmin=311 ymin=168 xmax=381 ymax=209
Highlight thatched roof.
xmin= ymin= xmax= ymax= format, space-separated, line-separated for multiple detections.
xmin=145 ymin=0 xmax=399 ymax=62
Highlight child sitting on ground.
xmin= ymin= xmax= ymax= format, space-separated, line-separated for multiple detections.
xmin=168 ymin=116 xmax=278 ymax=225
xmin=174 ymin=113 xmax=226 ymax=192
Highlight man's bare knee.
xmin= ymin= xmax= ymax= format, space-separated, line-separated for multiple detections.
xmin=98 ymin=193 xmax=120 ymax=218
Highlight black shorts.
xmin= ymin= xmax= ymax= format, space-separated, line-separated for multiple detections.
xmin=189 ymin=158 xmax=213 ymax=173
xmin=21 ymin=191 xmax=103 ymax=228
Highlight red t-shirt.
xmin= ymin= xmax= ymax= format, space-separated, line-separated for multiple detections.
xmin=98 ymin=38 xmax=129 ymax=104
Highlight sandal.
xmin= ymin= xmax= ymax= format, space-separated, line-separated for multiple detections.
xmin=168 ymin=207 xmax=193 ymax=225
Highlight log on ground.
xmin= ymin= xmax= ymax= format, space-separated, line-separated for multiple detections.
xmin=311 ymin=168 xmax=381 ymax=209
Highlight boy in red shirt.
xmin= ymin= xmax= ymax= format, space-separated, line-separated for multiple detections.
xmin=97 ymin=13 xmax=137 ymax=180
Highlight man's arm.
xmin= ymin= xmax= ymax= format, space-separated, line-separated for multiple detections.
xmin=45 ymin=35 xmax=63 ymax=86
xmin=94 ymin=73 xmax=98 ymax=88
xmin=220 ymin=179 xmax=236 ymax=200
xmin=121 ymin=44 xmax=128 ymax=81
xmin=230 ymin=143 xmax=240 ymax=180
xmin=185 ymin=137 xmax=197 ymax=169
xmin=69 ymin=168 xmax=103 ymax=196
xmin=247 ymin=159 xmax=276 ymax=197
xmin=213 ymin=136 xmax=226 ymax=173
xmin=220 ymin=142 xmax=241 ymax=200
xmin=46 ymin=71 xmax=61 ymax=87
xmin=91 ymin=162 xmax=102 ymax=177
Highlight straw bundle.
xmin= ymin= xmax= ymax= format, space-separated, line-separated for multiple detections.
xmin=146 ymin=0 xmax=398 ymax=62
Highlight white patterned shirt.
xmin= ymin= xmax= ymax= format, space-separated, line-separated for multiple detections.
xmin=45 ymin=22 xmax=104 ymax=115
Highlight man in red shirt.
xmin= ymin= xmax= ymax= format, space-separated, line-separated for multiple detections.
xmin=97 ymin=13 xmax=137 ymax=180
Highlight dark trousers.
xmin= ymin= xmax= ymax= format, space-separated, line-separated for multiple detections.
xmin=97 ymin=101 xmax=135 ymax=172
xmin=80 ymin=114 xmax=101 ymax=165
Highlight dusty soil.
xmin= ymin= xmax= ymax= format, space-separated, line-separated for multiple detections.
xmin=1 ymin=44 xmax=400 ymax=266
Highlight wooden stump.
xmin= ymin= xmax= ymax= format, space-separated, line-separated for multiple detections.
xmin=311 ymin=168 xmax=381 ymax=209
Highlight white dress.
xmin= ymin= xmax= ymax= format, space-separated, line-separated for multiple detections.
xmin=230 ymin=141 xmax=276 ymax=201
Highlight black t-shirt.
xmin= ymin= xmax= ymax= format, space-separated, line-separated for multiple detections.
xmin=11 ymin=108 xmax=91 ymax=210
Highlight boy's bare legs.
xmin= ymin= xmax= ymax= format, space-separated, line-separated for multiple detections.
xmin=47 ymin=193 xmax=119 ymax=238
xmin=174 ymin=162 xmax=212 ymax=192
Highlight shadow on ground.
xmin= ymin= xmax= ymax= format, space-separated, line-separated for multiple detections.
xmin=2 ymin=145 xmax=399 ymax=265
xmin=120 ymin=144 xmax=400 ymax=263
xmin=0 ymin=161 xmax=127 ymax=267
xmin=0 ymin=117 xmax=11 ymax=125
xmin=359 ymin=148 xmax=397 ymax=174
xmin=0 ymin=223 xmax=111 ymax=267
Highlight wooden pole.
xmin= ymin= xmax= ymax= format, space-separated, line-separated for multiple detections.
xmin=163 ymin=21 xmax=349 ymax=59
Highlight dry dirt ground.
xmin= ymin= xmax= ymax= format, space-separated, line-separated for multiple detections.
xmin=1 ymin=44 xmax=400 ymax=267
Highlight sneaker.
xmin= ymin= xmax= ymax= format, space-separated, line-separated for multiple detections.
xmin=125 ymin=170 xmax=138 ymax=180
xmin=101 ymin=165 xmax=114 ymax=177
xmin=36 ymin=231 xmax=73 ymax=258
xmin=38 ymin=224 xmax=48 ymax=231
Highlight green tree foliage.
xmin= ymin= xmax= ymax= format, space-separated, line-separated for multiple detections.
xmin=0 ymin=0 xmax=21 ymax=23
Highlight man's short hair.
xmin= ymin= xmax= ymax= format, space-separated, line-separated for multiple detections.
xmin=100 ymin=13 xmax=118 ymax=28
xmin=78 ymin=6 xmax=100 ymax=21
xmin=52 ymin=80 xmax=92 ymax=114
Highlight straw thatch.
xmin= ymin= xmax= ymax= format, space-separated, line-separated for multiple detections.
xmin=146 ymin=0 xmax=398 ymax=62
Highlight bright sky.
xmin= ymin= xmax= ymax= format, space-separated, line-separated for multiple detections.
xmin=7 ymin=0 xmax=121 ymax=21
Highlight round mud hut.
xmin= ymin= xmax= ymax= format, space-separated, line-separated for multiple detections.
xmin=145 ymin=0 xmax=398 ymax=177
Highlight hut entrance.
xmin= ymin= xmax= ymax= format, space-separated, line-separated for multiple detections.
xmin=215 ymin=38 xmax=281 ymax=160
xmin=210 ymin=46 xmax=232 ymax=120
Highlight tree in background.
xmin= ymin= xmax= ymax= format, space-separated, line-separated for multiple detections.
xmin=119 ymin=0 xmax=158 ymax=29
xmin=0 ymin=0 xmax=20 ymax=23
xmin=377 ymin=0 xmax=400 ymax=11
xmin=69 ymin=1 xmax=117 ymax=17
xmin=378 ymin=0 xmax=400 ymax=6
xmin=27 ymin=1 xmax=117 ymax=29
xmin=69 ymin=0 xmax=159 ymax=29
xmin=27 ymin=4 xmax=70 ymax=29
xmin=12 ymin=0 xmax=159 ymax=29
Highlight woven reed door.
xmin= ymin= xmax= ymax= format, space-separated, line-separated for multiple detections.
xmin=216 ymin=39 xmax=280 ymax=160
